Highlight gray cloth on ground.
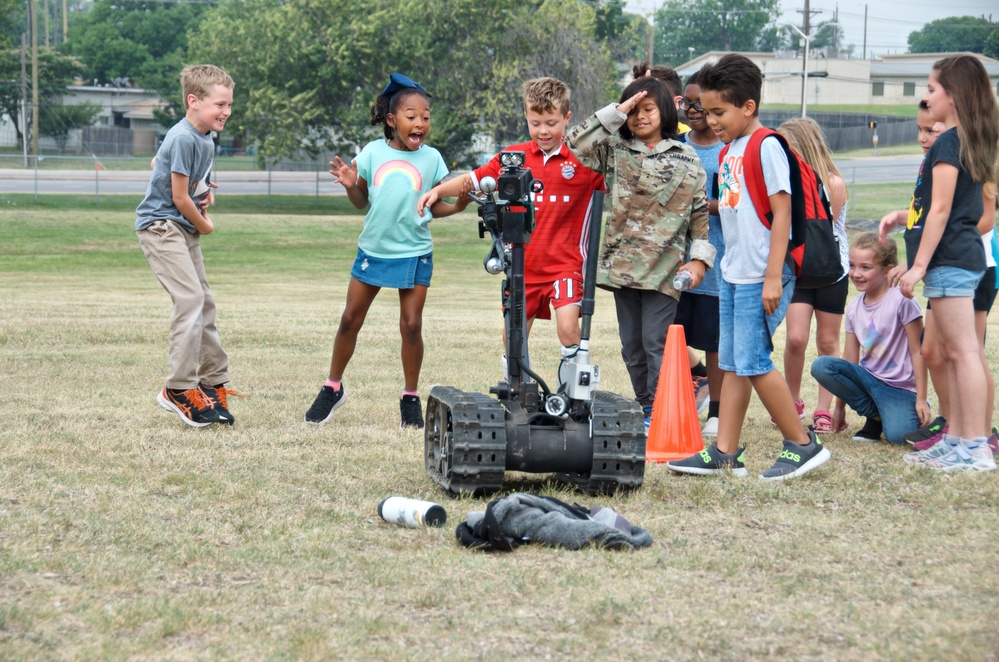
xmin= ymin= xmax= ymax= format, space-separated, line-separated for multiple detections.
xmin=456 ymin=492 xmax=653 ymax=552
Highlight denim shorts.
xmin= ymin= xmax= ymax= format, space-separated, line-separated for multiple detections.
xmin=922 ymin=265 xmax=983 ymax=298
xmin=718 ymin=270 xmax=795 ymax=377
xmin=351 ymin=249 xmax=433 ymax=289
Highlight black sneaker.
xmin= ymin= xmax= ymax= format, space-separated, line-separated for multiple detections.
xmin=852 ymin=417 xmax=883 ymax=442
xmin=759 ymin=430 xmax=831 ymax=481
xmin=902 ymin=415 xmax=946 ymax=446
xmin=199 ymin=383 xmax=240 ymax=425
xmin=400 ymin=394 xmax=424 ymax=429
xmin=666 ymin=441 xmax=748 ymax=477
xmin=157 ymin=387 xmax=222 ymax=427
xmin=305 ymin=385 xmax=347 ymax=424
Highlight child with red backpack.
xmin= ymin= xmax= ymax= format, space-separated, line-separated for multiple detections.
xmin=667 ymin=54 xmax=832 ymax=481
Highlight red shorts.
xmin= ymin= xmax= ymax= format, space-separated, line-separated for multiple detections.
xmin=524 ymin=275 xmax=583 ymax=321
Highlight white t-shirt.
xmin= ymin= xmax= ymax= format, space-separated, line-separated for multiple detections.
xmin=718 ymin=134 xmax=791 ymax=284
xmin=983 ymin=229 xmax=996 ymax=269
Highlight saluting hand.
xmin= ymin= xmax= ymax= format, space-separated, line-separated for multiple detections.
xmin=616 ymin=90 xmax=648 ymax=116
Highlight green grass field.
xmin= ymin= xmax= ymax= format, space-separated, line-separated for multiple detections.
xmin=1 ymin=207 xmax=997 ymax=659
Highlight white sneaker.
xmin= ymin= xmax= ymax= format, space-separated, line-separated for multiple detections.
xmin=922 ymin=438 xmax=996 ymax=472
xmin=702 ymin=416 xmax=719 ymax=438
xmin=500 ymin=354 xmax=508 ymax=375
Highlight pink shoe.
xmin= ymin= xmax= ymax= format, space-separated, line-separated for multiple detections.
xmin=771 ymin=399 xmax=805 ymax=426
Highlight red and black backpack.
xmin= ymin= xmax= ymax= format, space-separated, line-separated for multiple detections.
xmin=720 ymin=128 xmax=844 ymax=289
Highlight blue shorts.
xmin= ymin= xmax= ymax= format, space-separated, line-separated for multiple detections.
xmin=718 ymin=271 xmax=795 ymax=377
xmin=922 ymin=265 xmax=983 ymax=299
xmin=351 ymin=249 xmax=433 ymax=289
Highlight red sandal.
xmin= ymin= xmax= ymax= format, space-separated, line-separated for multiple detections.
xmin=812 ymin=410 xmax=834 ymax=434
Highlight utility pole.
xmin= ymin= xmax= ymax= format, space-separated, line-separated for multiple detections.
xmin=31 ymin=0 xmax=39 ymax=158
xmin=863 ymin=4 xmax=867 ymax=60
xmin=62 ymin=0 xmax=67 ymax=44
xmin=21 ymin=33 xmax=28 ymax=167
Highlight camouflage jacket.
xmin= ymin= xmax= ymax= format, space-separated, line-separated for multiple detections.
xmin=566 ymin=104 xmax=714 ymax=296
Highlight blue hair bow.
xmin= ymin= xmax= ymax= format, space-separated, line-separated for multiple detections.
xmin=382 ymin=72 xmax=431 ymax=98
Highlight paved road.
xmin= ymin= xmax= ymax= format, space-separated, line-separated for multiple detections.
xmin=0 ymin=168 xmax=347 ymax=196
xmin=0 ymin=155 xmax=923 ymax=197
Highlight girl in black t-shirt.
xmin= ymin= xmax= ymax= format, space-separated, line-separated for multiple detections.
xmin=890 ymin=54 xmax=999 ymax=472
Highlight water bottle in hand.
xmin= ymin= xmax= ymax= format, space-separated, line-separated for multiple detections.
xmin=673 ymin=270 xmax=693 ymax=291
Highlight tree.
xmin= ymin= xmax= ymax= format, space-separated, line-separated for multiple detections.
xmin=985 ymin=25 xmax=999 ymax=59
xmin=65 ymin=0 xmax=208 ymax=93
xmin=187 ymin=0 xmax=618 ymax=166
xmin=0 ymin=46 xmax=87 ymax=148
xmin=38 ymin=100 xmax=100 ymax=153
xmin=907 ymin=16 xmax=994 ymax=54
xmin=0 ymin=0 xmax=25 ymax=49
xmin=652 ymin=0 xmax=780 ymax=65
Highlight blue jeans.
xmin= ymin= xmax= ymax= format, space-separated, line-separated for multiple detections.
xmin=810 ymin=356 xmax=918 ymax=444
xmin=718 ymin=268 xmax=795 ymax=377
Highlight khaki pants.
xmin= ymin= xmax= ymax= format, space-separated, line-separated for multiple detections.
xmin=137 ymin=220 xmax=229 ymax=390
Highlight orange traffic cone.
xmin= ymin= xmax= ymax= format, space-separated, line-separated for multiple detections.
xmin=646 ymin=324 xmax=704 ymax=462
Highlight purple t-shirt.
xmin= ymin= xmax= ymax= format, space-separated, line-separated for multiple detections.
xmin=845 ymin=286 xmax=922 ymax=391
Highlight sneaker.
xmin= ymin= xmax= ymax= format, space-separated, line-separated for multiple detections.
xmin=912 ymin=426 xmax=949 ymax=451
xmin=157 ymin=387 xmax=222 ymax=427
xmin=988 ymin=428 xmax=999 ymax=456
xmin=921 ymin=438 xmax=996 ymax=473
xmin=693 ymin=377 xmax=710 ymax=415
xmin=771 ymin=398 xmax=805 ymax=425
xmin=305 ymin=384 xmax=347 ymax=424
xmin=702 ymin=416 xmax=719 ymax=438
xmin=759 ymin=430 xmax=831 ymax=481
xmin=643 ymin=406 xmax=653 ymax=433
xmin=903 ymin=416 xmax=947 ymax=446
xmin=852 ymin=417 xmax=883 ymax=442
xmin=199 ymin=383 xmax=242 ymax=425
xmin=666 ymin=441 xmax=748 ymax=477
xmin=400 ymin=394 xmax=424 ymax=429
xmin=903 ymin=435 xmax=954 ymax=465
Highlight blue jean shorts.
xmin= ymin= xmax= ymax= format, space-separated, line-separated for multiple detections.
xmin=351 ymin=249 xmax=433 ymax=289
xmin=718 ymin=270 xmax=795 ymax=377
xmin=922 ymin=265 xmax=983 ymax=299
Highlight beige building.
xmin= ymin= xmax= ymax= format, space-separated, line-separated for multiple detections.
xmin=676 ymin=51 xmax=999 ymax=107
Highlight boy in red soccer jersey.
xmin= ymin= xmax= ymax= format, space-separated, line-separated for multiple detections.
xmin=418 ymin=77 xmax=603 ymax=364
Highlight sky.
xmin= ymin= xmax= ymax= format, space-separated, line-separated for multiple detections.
xmin=623 ymin=0 xmax=997 ymax=57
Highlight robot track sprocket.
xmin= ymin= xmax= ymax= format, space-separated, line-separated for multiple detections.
xmin=424 ymin=385 xmax=507 ymax=497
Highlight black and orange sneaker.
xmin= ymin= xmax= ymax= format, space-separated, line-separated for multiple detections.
xmin=199 ymin=383 xmax=242 ymax=425
xmin=157 ymin=387 xmax=222 ymax=427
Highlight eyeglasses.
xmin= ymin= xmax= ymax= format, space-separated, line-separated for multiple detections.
xmin=678 ymin=98 xmax=704 ymax=113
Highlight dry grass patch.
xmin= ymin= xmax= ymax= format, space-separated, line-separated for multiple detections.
xmin=1 ymin=210 xmax=997 ymax=659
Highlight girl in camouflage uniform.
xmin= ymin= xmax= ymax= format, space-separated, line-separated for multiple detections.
xmin=566 ymin=77 xmax=715 ymax=427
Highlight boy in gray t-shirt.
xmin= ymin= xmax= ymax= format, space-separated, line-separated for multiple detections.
xmin=135 ymin=64 xmax=237 ymax=427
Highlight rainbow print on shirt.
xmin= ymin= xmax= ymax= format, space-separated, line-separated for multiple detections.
xmin=372 ymin=159 xmax=424 ymax=191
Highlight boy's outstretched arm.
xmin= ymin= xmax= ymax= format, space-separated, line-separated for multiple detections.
xmin=171 ymin=172 xmax=213 ymax=235
xmin=763 ymin=191 xmax=791 ymax=314
xmin=428 ymin=184 xmax=472 ymax=219
xmin=417 ymin=174 xmax=472 ymax=217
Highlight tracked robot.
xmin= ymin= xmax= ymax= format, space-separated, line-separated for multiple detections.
xmin=424 ymin=152 xmax=645 ymax=497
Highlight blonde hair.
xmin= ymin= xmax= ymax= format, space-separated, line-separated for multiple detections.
xmin=181 ymin=64 xmax=234 ymax=108
xmin=523 ymin=77 xmax=570 ymax=116
xmin=932 ymin=55 xmax=999 ymax=187
xmin=851 ymin=231 xmax=898 ymax=270
xmin=778 ymin=117 xmax=846 ymax=203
